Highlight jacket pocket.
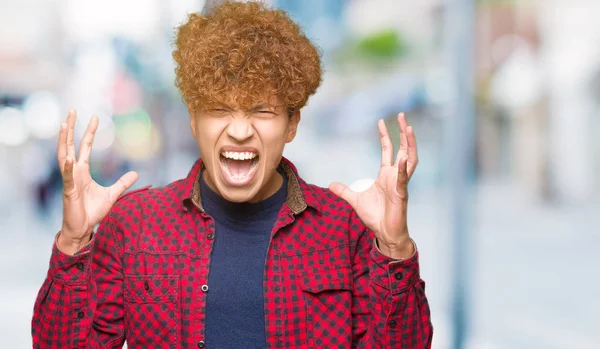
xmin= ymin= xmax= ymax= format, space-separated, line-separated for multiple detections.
xmin=300 ymin=268 xmax=353 ymax=348
xmin=124 ymin=275 xmax=180 ymax=349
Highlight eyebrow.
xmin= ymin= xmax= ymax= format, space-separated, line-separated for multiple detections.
xmin=211 ymin=104 xmax=274 ymax=112
xmin=250 ymin=104 xmax=272 ymax=112
xmin=215 ymin=103 xmax=234 ymax=110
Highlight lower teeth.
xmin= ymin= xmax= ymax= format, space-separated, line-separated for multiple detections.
xmin=222 ymin=157 xmax=258 ymax=181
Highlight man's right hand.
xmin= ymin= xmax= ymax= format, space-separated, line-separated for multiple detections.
xmin=57 ymin=109 xmax=138 ymax=255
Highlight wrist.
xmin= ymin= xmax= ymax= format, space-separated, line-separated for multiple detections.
xmin=376 ymin=236 xmax=414 ymax=259
xmin=57 ymin=230 xmax=92 ymax=256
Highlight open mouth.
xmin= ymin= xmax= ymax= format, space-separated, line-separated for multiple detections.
xmin=219 ymin=151 xmax=260 ymax=186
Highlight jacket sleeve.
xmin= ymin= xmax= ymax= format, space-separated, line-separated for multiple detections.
xmin=32 ymin=213 xmax=126 ymax=349
xmin=351 ymin=218 xmax=433 ymax=349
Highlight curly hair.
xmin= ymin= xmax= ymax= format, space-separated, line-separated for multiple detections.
xmin=173 ymin=1 xmax=322 ymax=112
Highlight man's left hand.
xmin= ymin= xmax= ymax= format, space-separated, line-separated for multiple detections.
xmin=330 ymin=113 xmax=418 ymax=259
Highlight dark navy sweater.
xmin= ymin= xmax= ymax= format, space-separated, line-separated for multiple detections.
xmin=201 ymin=171 xmax=287 ymax=349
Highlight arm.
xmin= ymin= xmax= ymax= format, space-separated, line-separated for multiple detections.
xmin=31 ymin=109 xmax=137 ymax=348
xmin=351 ymin=226 xmax=432 ymax=348
xmin=32 ymin=214 xmax=126 ymax=349
xmin=330 ymin=112 xmax=432 ymax=347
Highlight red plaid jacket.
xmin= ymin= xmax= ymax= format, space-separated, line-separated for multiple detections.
xmin=32 ymin=158 xmax=432 ymax=348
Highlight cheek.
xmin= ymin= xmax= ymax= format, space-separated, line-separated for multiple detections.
xmin=254 ymin=119 xmax=289 ymax=144
xmin=254 ymin=121 xmax=288 ymax=168
xmin=194 ymin=119 xmax=227 ymax=156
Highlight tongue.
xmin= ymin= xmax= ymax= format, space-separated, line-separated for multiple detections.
xmin=227 ymin=159 xmax=253 ymax=176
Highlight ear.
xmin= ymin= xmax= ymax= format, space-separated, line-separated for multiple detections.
xmin=189 ymin=108 xmax=197 ymax=139
xmin=285 ymin=110 xmax=301 ymax=143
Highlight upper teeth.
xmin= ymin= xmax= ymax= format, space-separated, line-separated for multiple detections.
xmin=222 ymin=151 xmax=257 ymax=160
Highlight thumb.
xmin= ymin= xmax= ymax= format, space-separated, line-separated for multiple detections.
xmin=108 ymin=171 xmax=139 ymax=203
xmin=329 ymin=182 xmax=358 ymax=210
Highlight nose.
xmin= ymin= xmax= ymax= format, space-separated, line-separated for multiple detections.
xmin=226 ymin=116 xmax=254 ymax=142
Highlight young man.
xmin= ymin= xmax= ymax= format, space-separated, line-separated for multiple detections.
xmin=32 ymin=2 xmax=432 ymax=348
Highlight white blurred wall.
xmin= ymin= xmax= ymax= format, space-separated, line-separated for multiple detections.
xmin=539 ymin=0 xmax=600 ymax=202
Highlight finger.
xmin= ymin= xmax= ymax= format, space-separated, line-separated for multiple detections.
xmin=395 ymin=112 xmax=409 ymax=165
xmin=406 ymin=125 xmax=419 ymax=177
xmin=66 ymin=109 xmax=77 ymax=160
xmin=329 ymin=182 xmax=358 ymax=210
xmin=78 ymin=116 xmax=98 ymax=164
xmin=57 ymin=121 xmax=68 ymax=172
xmin=378 ymin=119 xmax=394 ymax=167
xmin=108 ymin=171 xmax=139 ymax=203
xmin=396 ymin=154 xmax=409 ymax=198
xmin=62 ymin=156 xmax=75 ymax=195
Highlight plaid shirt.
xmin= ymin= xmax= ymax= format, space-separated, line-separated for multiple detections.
xmin=32 ymin=158 xmax=432 ymax=349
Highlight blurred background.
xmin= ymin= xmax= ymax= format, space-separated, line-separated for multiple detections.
xmin=1 ymin=0 xmax=599 ymax=348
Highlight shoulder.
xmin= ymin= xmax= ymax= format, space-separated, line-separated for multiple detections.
xmin=301 ymin=182 xmax=355 ymax=219
xmin=95 ymin=177 xmax=189 ymax=251
xmin=298 ymin=181 xmax=369 ymax=256
xmin=109 ymin=178 xmax=186 ymax=220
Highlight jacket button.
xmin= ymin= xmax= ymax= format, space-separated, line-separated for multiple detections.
xmin=207 ymin=233 xmax=215 ymax=240
xmin=77 ymin=311 xmax=85 ymax=319
xmin=394 ymin=272 xmax=403 ymax=280
xmin=75 ymin=262 xmax=84 ymax=271
xmin=197 ymin=340 xmax=206 ymax=348
xmin=201 ymin=284 xmax=209 ymax=292
xmin=389 ymin=319 xmax=397 ymax=328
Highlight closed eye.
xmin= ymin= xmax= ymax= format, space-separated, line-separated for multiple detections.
xmin=210 ymin=109 xmax=230 ymax=116
xmin=252 ymin=110 xmax=276 ymax=119
xmin=253 ymin=108 xmax=277 ymax=114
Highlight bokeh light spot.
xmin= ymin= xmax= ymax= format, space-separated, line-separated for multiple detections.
xmin=22 ymin=92 xmax=62 ymax=139
xmin=0 ymin=107 xmax=28 ymax=146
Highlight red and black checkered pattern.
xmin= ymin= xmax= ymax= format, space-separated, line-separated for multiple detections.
xmin=32 ymin=157 xmax=432 ymax=348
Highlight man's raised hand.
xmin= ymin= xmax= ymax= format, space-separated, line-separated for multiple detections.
xmin=329 ymin=113 xmax=418 ymax=259
xmin=57 ymin=109 xmax=138 ymax=255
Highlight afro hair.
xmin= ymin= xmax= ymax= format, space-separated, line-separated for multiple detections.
xmin=173 ymin=1 xmax=322 ymax=112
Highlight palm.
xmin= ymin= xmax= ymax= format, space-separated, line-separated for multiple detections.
xmin=58 ymin=110 xmax=138 ymax=242
xmin=330 ymin=113 xmax=418 ymax=248
xmin=355 ymin=166 xmax=404 ymax=239
xmin=63 ymin=163 xmax=114 ymax=238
